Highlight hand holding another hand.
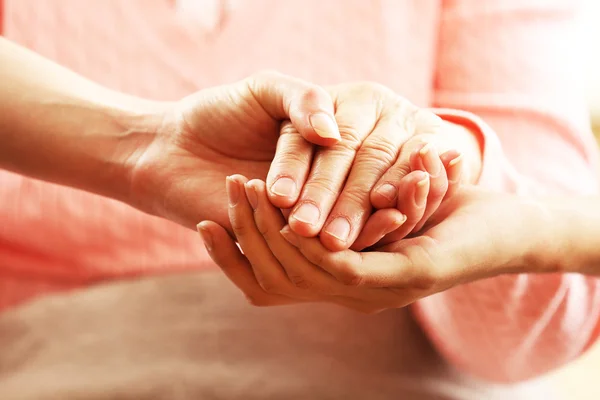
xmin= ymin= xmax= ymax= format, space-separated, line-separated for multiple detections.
xmin=194 ymin=77 xmax=497 ymax=313
xmin=199 ymin=181 xmax=543 ymax=313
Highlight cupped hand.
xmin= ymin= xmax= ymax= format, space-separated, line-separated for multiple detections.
xmin=128 ymin=71 xmax=340 ymax=231
xmin=199 ymin=179 xmax=542 ymax=313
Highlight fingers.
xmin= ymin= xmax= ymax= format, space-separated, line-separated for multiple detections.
xmin=370 ymin=137 xmax=426 ymax=210
xmin=226 ymin=175 xmax=313 ymax=299
xmin=350 ymin=208 xmax=406 ymax=251
xmin=266 ymin=121 xmax=314 ymax=209
xmin=287 ymin=94 xmax=383 ymax=238
xmin=245 ymin=179 xmax=348 ymax=295
xmin=375 ymin=171 xmax=430 ymax=245
xmin=441 ymin=150 xmax=463 ymax=199
xmin=411 ymin=143 xmax=448 ymax=232
xmin=221 ymin=177 xmax=403 ymax=310
xmin=245 ymin=71 xmax=340 ymax=145
xmin=280 ymin=225 xmax=438 ymax=294
xmin=197 ymin=221 xmax=299 ymax=306
xmin=198 ymin=220 xmax=394 ymax=313
xmin=318 ymin=113 xmax=415 ymax=251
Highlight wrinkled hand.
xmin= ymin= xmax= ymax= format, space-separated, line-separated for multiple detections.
xmin=128 ymin=71 xmax=460 ymax=240
xmin=267 ymin=83 xmax=455 ymax=251
xmin=199 ymin=181 xmax=540 ymax=313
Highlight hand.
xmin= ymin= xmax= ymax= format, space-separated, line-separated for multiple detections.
xmin=267 ymin=86 xmax=481 ymax=252
xmin=357 ymin=134 xmax=465 ymax=249
xmin=268 ymin=83 xmax=454 ymax=252
xmin=128 ymin=71 xmax=341 ymax=231
xmin=199 ymin=179 xmax=541 ymax=313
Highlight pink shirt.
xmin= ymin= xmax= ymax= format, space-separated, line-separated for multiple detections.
xmin=0 ymin=0 xmax=598 ymax=396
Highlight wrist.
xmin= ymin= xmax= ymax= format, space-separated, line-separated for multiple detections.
xmin=528 ymin=196 xmax=600 ymax=275
xmin=98 ymin=100 xmax=171 ymax=206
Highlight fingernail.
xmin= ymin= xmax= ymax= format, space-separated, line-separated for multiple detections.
xmin=226 ymin=176 xmax=240 ymax=207
xmin=376 ymin=183 xmax=397 ymax=203
xmin=383 ymin=214 xmax=407 ymax=235
xmin=197 ymin=222 xmax=212 ymax=252
xmin=309 ymin=113 xmax=340 ymax=140
xmin=448 ymin=153 xmax=463 ymax=168
xmin=292 ymin=203 xmax=320 ymax=226
xmin=447 ymin=153 xmax=464 ymax=184
xmin=415 ymin=176 xmax=429 ymax=207
xmin=271 ymin=177 xmax=296 ymax=198
xmin=421 ymin=144 xmax=441 ymax=176
xmin=395 ymin=214 xmax=408 ymax=227
xmin=280 ymin=225 xmax=299 ymax=247
xmin=325 ymin=217 xmax=351 ymax=242
xmin=245 ymin=183 xmax=259 ymax=210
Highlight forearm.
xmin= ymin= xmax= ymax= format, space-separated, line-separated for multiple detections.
xmin=0 ymin=38 xmax=166 ymax=203
xmin=533 ymin=196 xmax=600 ymax=276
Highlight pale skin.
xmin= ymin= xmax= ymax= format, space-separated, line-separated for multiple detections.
xmin=201 ymin=182 xmax=600 ymax=313
xmin=2 ymin=37 xmax=598 ymax=315
xmin=0 ymin=37 xmax=478 ymax=246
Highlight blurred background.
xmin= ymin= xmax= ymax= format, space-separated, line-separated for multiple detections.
xmin=583 ymin=1 xmax=600 ymax=127
xmin=551 ymin=2 xmax=600 ymax=398
xmin=1 ymin=1 xmax=600 ymax=398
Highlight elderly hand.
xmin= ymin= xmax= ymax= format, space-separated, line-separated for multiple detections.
xmin=265 ymin=82 xmax=481 ymax=251
xmin=130 ymin=74 xmax=477 ymax=241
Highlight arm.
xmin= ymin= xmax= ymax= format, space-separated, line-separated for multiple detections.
xmin=0 ymin=37 xmax=165 ymax=202
xmin=411 ymin=1 xmax=600 ymax=382
xmin=537 ymin=196 xmax=600 ymax=277
xmin=0 ymin=37 xmax=190 ymax=309
xmin=0 ymin=37 xmax=338 ymax=310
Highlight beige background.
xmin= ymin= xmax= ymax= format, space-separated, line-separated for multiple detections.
xmin=552 ymin=341 xmax=600 ymax=399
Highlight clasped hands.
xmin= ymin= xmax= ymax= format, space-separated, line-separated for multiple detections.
xmin=129 ymin=71 xmax=537 ymax=313
xmin=190 ymin=73 xmax=487 ymax=313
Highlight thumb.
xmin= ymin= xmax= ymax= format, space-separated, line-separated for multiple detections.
xmin=244 ymin=71 xmax=340 ymax=146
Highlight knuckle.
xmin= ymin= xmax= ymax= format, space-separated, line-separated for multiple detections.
xmin=303 ymin=176 xmax=340 ymax=199
xmin=316 ymin=252 xmax=366 ymax=287
xmin=414 ymin=109 xmax=443 ymax=132
xmin=336 ymin=125 xmax=364 ymax=150
xmin=379 ymin=163 xmax=411 ymax=185
xmin=358 ymin=136 xmax=399 ymax=167
xmin=388 ymin=100 xmax=419 ymax=134
xmin=336 ymin=189 xmax=369 ymax=211
xmin=288 ymin=273 xmax=313 ymax=290
xmin=338 ymin=265 xmax=365 ymax=287
xmin=279 ymin=121 xmax=299 ymax=136
xmin=273 ymin=149 xmax=310 ymax=168
xmin=297 ymin=85 xmax=326 ymax=104
xmin=255 ymin=276 xmax=282 ymax=295
xmin=411 ymin=268 xmax=438 ymax=291
xmin=393 ymin=163 xmax=412 ymax=179
xmin=310 ymin=248 xmax=329 ymax=269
